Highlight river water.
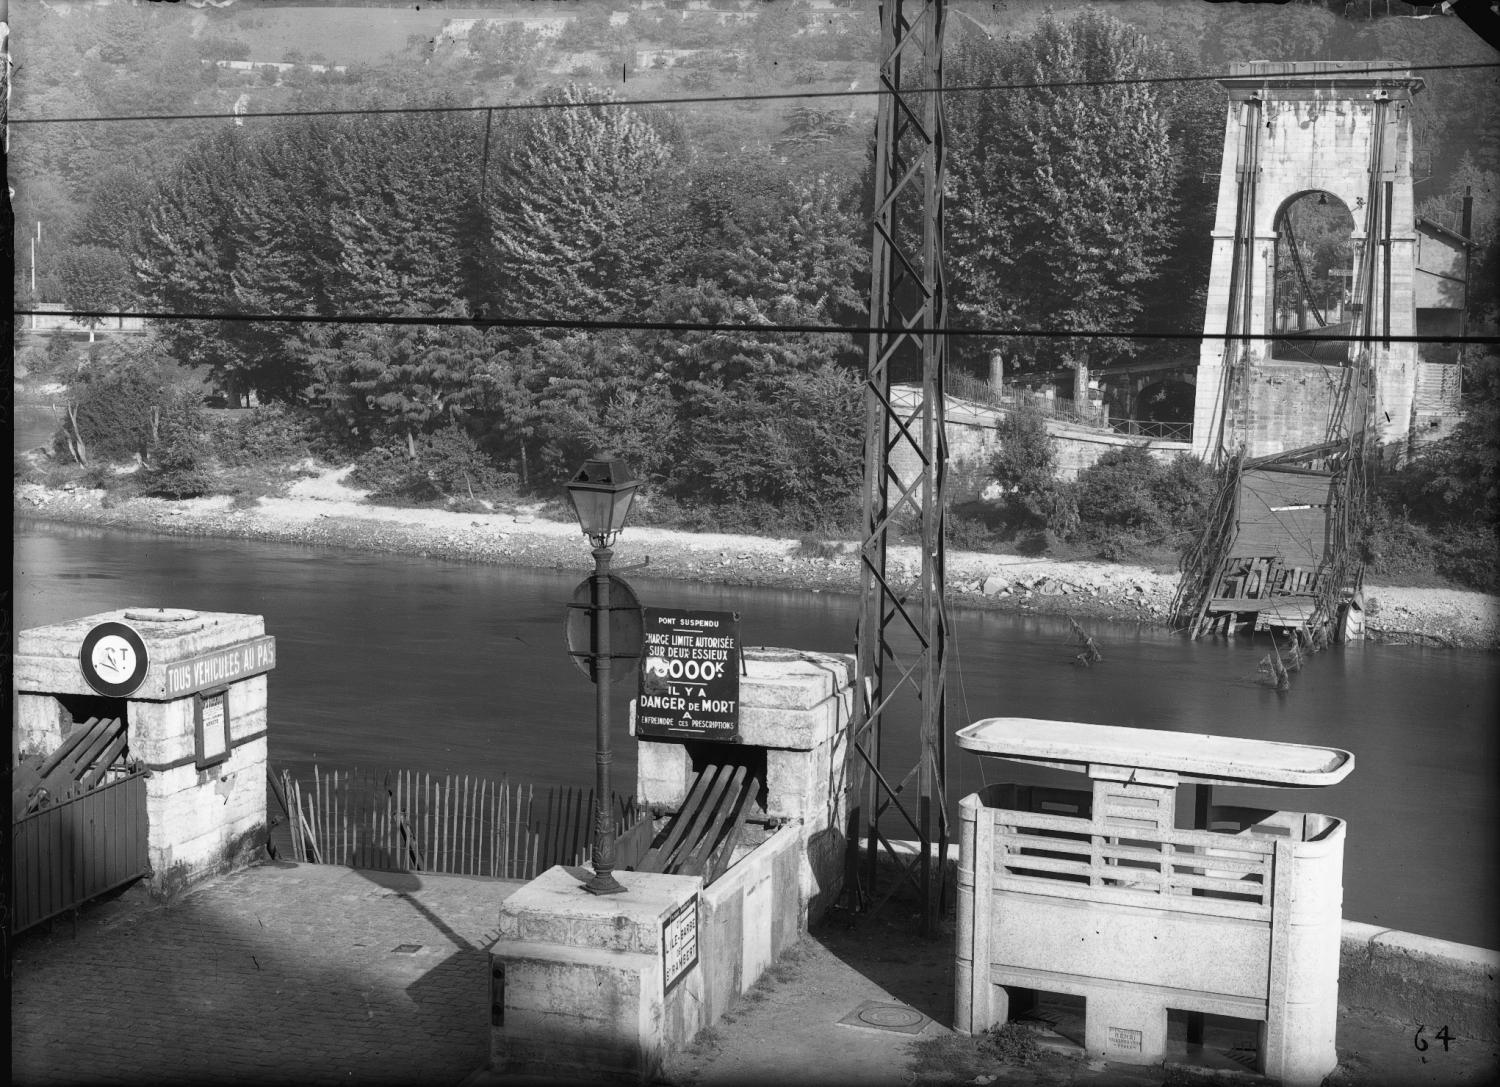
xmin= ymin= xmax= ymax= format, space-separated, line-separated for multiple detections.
xmin=13 ymin=522 xmax=1497 ymax=948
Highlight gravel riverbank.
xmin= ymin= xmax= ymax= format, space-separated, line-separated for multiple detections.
xmin=15 ymin=467 xmax=1498 ymax=650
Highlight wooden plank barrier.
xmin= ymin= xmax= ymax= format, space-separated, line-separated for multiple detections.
xmin=637 ymin=763 xmax=759 ymax=885
xmin=269 ymin=766 xmax=646 ymax=880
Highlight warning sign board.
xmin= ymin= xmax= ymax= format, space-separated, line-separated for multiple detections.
xmin=636 ymin=608 xmax=740 ymax=741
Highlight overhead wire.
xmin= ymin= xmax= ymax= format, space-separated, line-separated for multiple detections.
xmin=11 ymin=54 xmax=1495 ymax=347
xmin=6 ymin=61 xmax=1497 ymax=127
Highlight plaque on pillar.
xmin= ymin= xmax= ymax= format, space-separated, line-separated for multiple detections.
xmin=195 ymin=687 xmax=231 ymax=769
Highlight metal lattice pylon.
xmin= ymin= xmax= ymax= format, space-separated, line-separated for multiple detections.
xmin=845 ymin=0 xmax=949 ymax=932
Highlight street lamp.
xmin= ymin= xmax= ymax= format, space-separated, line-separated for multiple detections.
xmin=565 ymin=456 xmax=640 ymax=895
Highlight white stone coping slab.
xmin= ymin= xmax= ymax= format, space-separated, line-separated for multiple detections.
xmin=956 ymin=717 xmax=1353 ymax=788
xmin=741 ymin=648 xmax=855 ymax=709
xmin=17 ymin=608 xmax=273 ymax=700
xmin=497 ymin=865 xmax=702 ymax=955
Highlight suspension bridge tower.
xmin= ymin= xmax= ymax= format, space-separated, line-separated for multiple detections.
xmin=1191 ymin=61 xmax=1425 ymax=464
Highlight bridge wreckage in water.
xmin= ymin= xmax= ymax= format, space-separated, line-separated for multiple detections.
xmin=1170 ymin=443 xmax=1367 ymax=646
xmin=1171 ymin=61 xmax=1446 ymax=648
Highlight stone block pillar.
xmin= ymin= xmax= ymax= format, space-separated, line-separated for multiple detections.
xmin=15 ymin=608 xmax=276 ymax=896
xmin=1192 ymin=61 xmax=1425 ymax=462
xmin=634 ymin=647 xmax=855 ymax=924
xmin=488 ymin=648 xmax=859 ymax=1084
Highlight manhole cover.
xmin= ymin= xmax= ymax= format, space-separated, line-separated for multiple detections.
xmin=837 ymin=1000 xmax=930 ymax=1035
xmin=390 ymin=944 xmax=422 ymax=954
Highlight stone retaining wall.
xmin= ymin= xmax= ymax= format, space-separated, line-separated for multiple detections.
xmin=1339 ymin=922 xmax=1500 ymax=1043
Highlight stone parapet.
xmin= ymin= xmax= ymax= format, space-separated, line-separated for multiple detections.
xmin=15 ymin=609 xmax=274 ymax=702
xmin=1340 ymin=922 xmax=1500 ymax=1044
xmin=636 ymin=647 xmax=854 ymax=820
xmin=496 ymin=866 xmax=701 ymax=955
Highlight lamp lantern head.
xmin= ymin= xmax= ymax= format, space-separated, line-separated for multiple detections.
xmin=565 ymin=457 xmax=639 ymax=546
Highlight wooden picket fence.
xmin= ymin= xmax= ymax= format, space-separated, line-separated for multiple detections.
xmin=270 ymin=766 xmax=649 ymax=879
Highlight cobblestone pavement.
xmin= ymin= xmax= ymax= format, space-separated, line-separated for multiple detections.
xmin=653 ymin=906 xmax=1500 ymax=1087
xmin=13 ymin=864 xmax=1498 ymax=1087
xmin=10 ymin=862 xmax=520 ymax=1086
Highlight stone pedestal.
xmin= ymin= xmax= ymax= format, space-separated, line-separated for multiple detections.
xmin=489 ymin=648 xmax=859 ymax=1083
xmin=15 ymin=608 xmax=276 ymax=895
xmin=491 ymin=866 xmax=706 ymax=1084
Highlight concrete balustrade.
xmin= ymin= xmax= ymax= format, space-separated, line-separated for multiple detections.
xmin=14 ymin=608 xmax=276 ymax=896
xmin=955 ymin=718 xmax=1355 ymax=1087
xmin=489 ymin=648 xmax=856 ymax=1084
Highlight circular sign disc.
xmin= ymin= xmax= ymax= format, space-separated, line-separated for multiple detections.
xmin=565 ymin=574 xmax=643 ymax=685
xmin=79 ymin=621 xmax=150 ymax=697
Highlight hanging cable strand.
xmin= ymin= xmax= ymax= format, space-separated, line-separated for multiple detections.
xmin=1279 ymin=211 xmax=1329 ymax=330
xmin=8 ymin=61 xmax=1496 ymax=127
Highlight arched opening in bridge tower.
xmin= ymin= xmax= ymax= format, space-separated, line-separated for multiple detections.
xmin=1133 ymin=379 xmax=1196 ymax=427
xmin=1270 ymin=191 xmax=1356 ymax=363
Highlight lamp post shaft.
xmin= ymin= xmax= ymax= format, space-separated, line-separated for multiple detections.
xmin=586 ymin=543 xmax=625 ymax=895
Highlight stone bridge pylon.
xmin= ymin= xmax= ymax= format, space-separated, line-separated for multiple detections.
xmin=1192 ymin=60 xmax=1425 ymax=463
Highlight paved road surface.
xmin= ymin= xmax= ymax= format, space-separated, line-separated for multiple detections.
xmin=11 ymin=863 xmax=518 ymax=1086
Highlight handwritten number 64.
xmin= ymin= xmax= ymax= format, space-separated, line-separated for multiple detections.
xmin=1414 ymin=1025 xmax=1453 ymax=1052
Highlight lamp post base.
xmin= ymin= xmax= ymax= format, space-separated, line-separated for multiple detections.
xmin=583 ymin=870 xmax=628 ymax=896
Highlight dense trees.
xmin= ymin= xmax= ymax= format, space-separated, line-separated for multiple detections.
xmin=478 ymin=84 xmax=677 ymax=323
xmin=54 ymin=245 xmax=132 ymax=340
xmin=946 ymin=10 xmax=1180 ymax=396
xmin=15 ymin=1 xmax=1499 ymax=545
xmin=114 ymin=72 xmax=867 ymax=526
xmin=134 ymin=113 xmax=488 ymax=403
xmin=317 ymin=325 xmax=505 ymax=460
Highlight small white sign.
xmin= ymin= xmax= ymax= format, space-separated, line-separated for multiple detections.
xmin=1107 ymin=1026 xmax=1143 ymax=1052
xmin=201 ymin=693 xmax=227 ymax=762
xmin=662 ymin=895 xmax=699 ymax=994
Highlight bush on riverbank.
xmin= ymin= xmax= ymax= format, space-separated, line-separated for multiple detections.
xmin=53 ymin=347 xmax=170 ymax=465
xmin=349 ymin=425 xmax=520 ymax=507
xmin=1364 ymin=503 xmax=1499 ymax=592
xmin=211 ymin=404 xmax=326 ymax=467
xmin=1365 ymin=353 xmax=1499 ymax=593
xmin=973 ymin=428 xmax=1216 ymax=565
xmin=140 ymin=405 xmax=214 ymax=498
xmin=1073 ymin=447 xmax=1217 ymax=560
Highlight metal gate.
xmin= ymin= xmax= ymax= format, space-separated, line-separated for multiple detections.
xmin=10 ymin=769 xmax=150 ymax=935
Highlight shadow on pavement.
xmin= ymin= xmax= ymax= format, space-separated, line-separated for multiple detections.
xmin=811 ymin=898 xmax=958 ymax=1027
xmin=349 ymin=860 xmax=499 ymax=1015
xmin=11 ymin=861 xmax=495 ymax=1086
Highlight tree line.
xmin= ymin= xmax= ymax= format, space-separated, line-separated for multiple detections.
xmin=53 ymin=14 xmax=1200 ymax=506
xmin=23 ymin=5 xmax=1498 ymax=556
